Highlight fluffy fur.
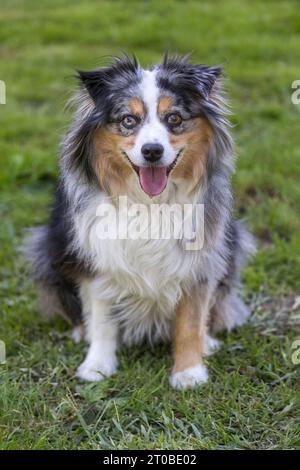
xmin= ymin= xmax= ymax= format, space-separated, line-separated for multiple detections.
xmin=26 ymin=54 xmax=255 ymax=389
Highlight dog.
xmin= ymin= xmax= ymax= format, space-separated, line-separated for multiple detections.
xmin=26 ymin=54 xmax=255 ymax=389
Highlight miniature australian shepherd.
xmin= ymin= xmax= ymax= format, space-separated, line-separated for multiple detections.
xmin=26 ymin=54 xmax=255 ymax=389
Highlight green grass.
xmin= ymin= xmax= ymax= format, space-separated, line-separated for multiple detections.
xmin=0 ymin=0 xmax=300 ymax=450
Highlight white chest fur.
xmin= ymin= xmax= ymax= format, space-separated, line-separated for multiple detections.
xmin=73 ymin=180 xmax=220 ymax=344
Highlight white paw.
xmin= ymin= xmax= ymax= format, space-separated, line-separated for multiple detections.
xmin=170 ymin=364 xmax=208 ymax=390
xmin=71 ymin=325 xmax=84 ymax=344
xmin=203 ymin=335 xmax=221 ymax=357
xmin=76 ymin=356 xmax=118 ymax=382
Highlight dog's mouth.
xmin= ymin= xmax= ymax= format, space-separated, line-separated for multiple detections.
xmin=122 ymin=149 xmax=183 ymax=197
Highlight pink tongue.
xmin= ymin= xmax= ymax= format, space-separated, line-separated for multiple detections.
xmin=139 ymin=166 xmax=168 ymax=196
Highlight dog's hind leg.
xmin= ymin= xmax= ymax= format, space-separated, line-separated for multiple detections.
xmin=209 ymin=286 xmax=250 ymax=334
xmin=209 ymin=220 xmax=255 ymax=334
xmin=24 ymin=225 xmax=84 ymax=327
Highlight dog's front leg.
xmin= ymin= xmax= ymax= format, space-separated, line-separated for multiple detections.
xmin=76 ymin=298 xmax=118 ymax=382
xmin=170 ymin=285 xmax=210 ymax=389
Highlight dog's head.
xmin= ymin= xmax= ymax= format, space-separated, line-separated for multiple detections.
xmin=68 ymin=54 xmax=231 ymax=197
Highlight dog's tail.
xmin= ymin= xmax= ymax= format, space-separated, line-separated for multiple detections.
xmin=24 ymin=225 xmax=83 ymax=326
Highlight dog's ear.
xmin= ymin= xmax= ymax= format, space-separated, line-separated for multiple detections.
xmin=191 ymin=65 xmax=223 ymax=99
xmin=160 ymin=55 xmax=223 ymax=100
xmin=77 ymin=69 xmax=106 ymax=103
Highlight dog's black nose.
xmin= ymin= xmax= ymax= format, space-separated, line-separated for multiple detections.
xmin=141 ymin=143 xmax=164 ymax=162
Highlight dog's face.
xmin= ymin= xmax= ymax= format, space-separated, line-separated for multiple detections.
xmin=78 ymin=56 xmax=222 ymax=197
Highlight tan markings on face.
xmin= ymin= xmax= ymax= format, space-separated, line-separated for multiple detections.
xmin=128 ymin=97 xmax=145 ymax=118
xmin=157 ymin=95 xmax=173 ymax=116
xmin=172 ymin=286 xmax=209 ymax=373
xmin=170 ymin=117 xmax=212 ymax=192
xmin=93 ymin=128 xmax=136 ymax=197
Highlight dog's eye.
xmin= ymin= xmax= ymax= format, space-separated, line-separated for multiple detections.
xmin=166 ymin=113 xmax=182 ymax=126
xmin=122 ymin=115 xmax=138 ymax=129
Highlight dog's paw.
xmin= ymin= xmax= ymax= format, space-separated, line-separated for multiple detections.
xmin=203 ymin=335 xmax=221 ymax=357
xmin=76 ymin=356 xmax=118 ymax=382
xmin=71 ymin=325 xmax=84 ymax=344
xmin=169 ymin=364 xmax=208 ymax=390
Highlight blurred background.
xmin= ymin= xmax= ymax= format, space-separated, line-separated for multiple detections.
xmin=0 ymin=0 xmax=299 ymax=450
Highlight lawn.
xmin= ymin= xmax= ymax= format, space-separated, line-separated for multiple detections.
xmin=0 ymin=0 xmax=299 ymax=450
